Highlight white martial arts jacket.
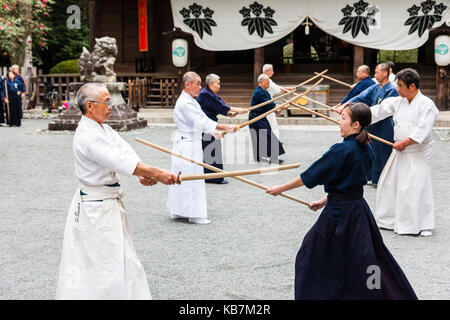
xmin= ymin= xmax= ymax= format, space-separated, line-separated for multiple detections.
xmin=370 ymin=91 xmax=438 ymax=234
xmin=266 ymin=78 xmax=281 ymax=139
xmin=167 ymin=90 xmax=217 ymax=219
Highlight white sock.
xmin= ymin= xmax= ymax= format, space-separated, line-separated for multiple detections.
xmin=188 ymin=218 xmax=211 ymax=224
xmin=420 ymin=230 xmax=432 ymax=237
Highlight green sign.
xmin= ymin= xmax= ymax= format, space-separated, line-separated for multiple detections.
xmin=173 ymin=47 xmax=186 ymax=57
xmin=435 ymin=44 xmax=448 ymax=55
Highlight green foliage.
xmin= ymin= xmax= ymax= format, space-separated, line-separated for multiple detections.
xmin=0 ymin=0 xmax=54 ymax=65
xmin=49 ymin=59 xmax=78 ymax=74
xmin=38 ymin=0 xmax=89 ymax=72
xmin=378 ymin=49 xmax=418 ymax=63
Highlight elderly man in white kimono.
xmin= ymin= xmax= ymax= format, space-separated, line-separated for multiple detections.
xmin=56 ymin=83 xmax=177 ymax=299
xmin=263 ymin=64 xmax=293 ymax=140
xmin=369 ymin=68 xmax=438 ymax=237
xmin=168 ymin=72 xmax=236 ymax=224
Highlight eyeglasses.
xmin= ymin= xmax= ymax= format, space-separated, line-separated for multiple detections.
xmin=89 ymin=100 xmax=112 ymax=106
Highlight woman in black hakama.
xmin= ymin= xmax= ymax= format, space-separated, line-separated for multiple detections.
xmin=197 ymin=74 xmax=247 ymax=184
xmin=267 ymin=103 xmax=417 ymax=300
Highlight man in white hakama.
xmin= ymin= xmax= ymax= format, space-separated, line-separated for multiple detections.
xmin=56 ymin=83 xmax=177 ymax=299
xmin=369 ymin=68 xmax=438 ymax=237
xmin=263 ymin=64 xmax=293 ymax=140
xmin=168 ymin=72 xmax=236 ymax=224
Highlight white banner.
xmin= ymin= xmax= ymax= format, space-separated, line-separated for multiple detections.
xmin=170 ymin=0 xmax=449 ymax=51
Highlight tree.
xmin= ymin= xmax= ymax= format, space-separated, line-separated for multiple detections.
xmin=0 ymin=0 xmax=54 ymax=66
xmin=37 ymin=0 xmax=89 ymax=73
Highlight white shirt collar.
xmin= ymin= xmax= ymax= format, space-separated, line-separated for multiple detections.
xmin=407 ymin=90 xmax=422 ymax=105
xmin=181 ymin=90 xmax=196 ymax=101
xmin=81 ymin=115 xmax=105 ymax=131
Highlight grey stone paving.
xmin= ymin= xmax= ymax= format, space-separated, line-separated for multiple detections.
xmin=0 ymin=119 xmax=449 ymax=300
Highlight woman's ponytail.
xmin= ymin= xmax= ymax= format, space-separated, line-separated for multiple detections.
xmin=355 ymin=127 xmax=371 ymax=145
xmin=346 ymin=103 xmax=372 ymax=145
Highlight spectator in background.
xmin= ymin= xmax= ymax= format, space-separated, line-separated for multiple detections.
xmin=10 ymin=65 xmax=25 ymax=118
xmin=0 ymin=74 xmax=6 ymax=125
xmin=4 ymin=71 xmax=24 ymax=127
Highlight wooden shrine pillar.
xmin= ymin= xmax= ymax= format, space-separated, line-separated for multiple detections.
xmin=254 ymin=47 xmax=265 ymax=87
xmin=436 ymin=66 xmax=448 ymax=110
xmin=353 ymin=45 xmax=364 ymax=83
xmin=430 ymin=24 xmax=450 ymax=110
xmin=89 ymin=0 xmax=96 ymax=51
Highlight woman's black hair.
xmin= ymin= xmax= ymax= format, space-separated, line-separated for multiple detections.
xmin=345 ymin=102 xmax=372 ymax=145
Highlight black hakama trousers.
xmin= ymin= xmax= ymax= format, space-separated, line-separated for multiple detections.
xmin=249 ymin=115 xmax=285 ymax=162
xmin=7 ymin=96 xmax=21 ymax=126
xmin=294 ymin=196 xmax=417 ymax=300
xmin=0 ymin=101 xmax=5 ymax=124
xmin=202 ymin=133 xmax=225 ymax=183
xmin=368 ymin=117 xmax=394 ymax=184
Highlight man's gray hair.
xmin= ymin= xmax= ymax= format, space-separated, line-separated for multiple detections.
xmin=183 ymin=71 xmax=200 ymax=87
xmin=205 ymin=73 xmax=220 ymax=86
xmin=262 ymin=64 xmax=273 ymax=73
xmin=10 ymin=65 xmax=19 ymax=72
xmin=76 ymin=83 xmax=108 ymax=115
xmin=377 ymin=63 xmax=390 ymax=73
xmin=257 ymin=73 xmax=269 ymax=83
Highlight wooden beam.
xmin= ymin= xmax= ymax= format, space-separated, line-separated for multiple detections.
xmin=89 ymin=0 xmax=96 ymax=51
xmin=429 ymin=24 xmax=450 ymax=110
xmin=353 ymin=45 xmax=364 ymax=83
xmin=120 ymin=0 xmax=125 ymax=64
xmin=436 ymin=66 xmax=448 ymax=110
xmin=254 ymin=47 xmax=264 ymax=87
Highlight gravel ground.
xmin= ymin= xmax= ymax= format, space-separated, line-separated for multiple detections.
xmin=0 ymin=119 xmax=449 ymax=300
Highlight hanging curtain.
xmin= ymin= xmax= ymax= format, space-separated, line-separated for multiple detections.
xmin=170 ymin=0 xmax=449 ymax=51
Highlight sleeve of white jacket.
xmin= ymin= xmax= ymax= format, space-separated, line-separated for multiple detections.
xmin=370 ymin=97 xmax=398 ymax=125
xmin=409 ymin=102 xmax=438 ymax=144
xmin=269 ymin=79 xmax=282 ymax=95
xmin=85 ymin=132 xmax=141 ymax=177
xmin=189 ymin=101 xmax=218 ymax=134
xmin=110 ymin=127 xmax=142 ymax=162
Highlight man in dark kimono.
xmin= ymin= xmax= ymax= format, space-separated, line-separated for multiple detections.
xmin=197 ymin=73 xmax=246 ymax=184
xmin=334 ymin=65 xmax=376 ymax=107
xmin=0 ymin=74 xmax=6 ymax=125
xmin=249 ymin=74 xmax=288 ymax=164
xmin=10 ymin=65 xmax=25 ymax=119
xmin=4 ymin=71 xmax=24 ymax=126
xmin=339 ymin=63 xmax=399 ymax=185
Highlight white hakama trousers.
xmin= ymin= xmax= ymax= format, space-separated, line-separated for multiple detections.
xmin=56 ymin=185 xmax=151 ymax=300
xmin=266 ymin=112 xmax=280 ymax=141
xmin=168 ymin=134 xmax=208 ymax=219
xmin=374 ymin=144 xmax=434 ymax=235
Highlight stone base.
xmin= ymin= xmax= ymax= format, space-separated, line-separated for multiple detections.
xmin=48 ymin=81 xmax=148 ymax=131
xmin=48 ymin=117 xmax=148 ymax=131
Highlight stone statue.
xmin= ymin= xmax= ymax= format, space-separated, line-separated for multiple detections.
xmin=49 ymin=36 xmax=147 ymax=131
xmin=78 ymin=36 xmax=118 ymax=82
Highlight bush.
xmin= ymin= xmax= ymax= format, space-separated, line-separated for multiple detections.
xmin=378 ymin=49 xmax=418 ymax=64
xmin=49 ymin=59 xmax=79 ymax=74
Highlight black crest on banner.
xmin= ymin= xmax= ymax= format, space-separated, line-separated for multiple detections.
xmin=339 ymin=0 xmax=379 ymax=38
xmin=239 ymin=2 xmax=278 ymax=38
xmin=179 ymin=3 xmax=217 ymax=39
xmin=404 ymin=0 xmax=448 ymax=37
